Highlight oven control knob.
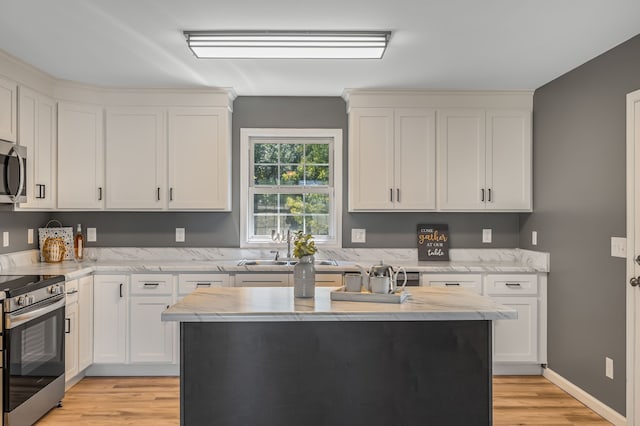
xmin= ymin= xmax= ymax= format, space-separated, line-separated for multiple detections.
xmin=15 ymin=296 xmax=26 ymax=306
xmin=26 ymin=295 xmax=35 ymax=305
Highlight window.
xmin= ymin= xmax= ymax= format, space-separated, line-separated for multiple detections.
xmin=240 ymin=129 xmax=342 ymax=247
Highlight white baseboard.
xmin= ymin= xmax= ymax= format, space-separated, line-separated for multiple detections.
xmin=85 ymin=364 xmax=179 ymax=376
xmin=543 ymin=368 xmax=626 ymax=426
xmin=493 ymin=363 xmax=543 ymax=375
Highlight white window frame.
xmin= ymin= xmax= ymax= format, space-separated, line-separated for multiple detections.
xmin=240 ymin=128 xmax=342 ymax=249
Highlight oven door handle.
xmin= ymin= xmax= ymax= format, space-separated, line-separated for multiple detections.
xmin=5 ymin=295 xmax=65 ymax=329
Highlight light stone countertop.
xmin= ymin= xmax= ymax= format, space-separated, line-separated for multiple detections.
xmin=161 ymin=286 xmax=518 ymax=322
xmin=0 ymin=248 xmax=549 ymax=280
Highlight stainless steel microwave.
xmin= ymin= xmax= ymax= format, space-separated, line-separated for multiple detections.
xmin=0 ymin=139 xmax=26 ymax=203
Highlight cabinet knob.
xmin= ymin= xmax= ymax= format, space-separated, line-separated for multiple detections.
xmin=631 ymin=277 xmax=640 ymax=287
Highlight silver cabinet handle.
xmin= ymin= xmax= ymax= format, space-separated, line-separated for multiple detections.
xmin=396 ymin=188 xmax=400 ymax=203
xmin=505 ymin=282 xmax=521 ymax=288
xmin=196 ymin=282 xmax=212 ymax=287
xmin=445 ymin=282 xmax=460 ymax=286
xmin=144 ymin=282 xmax=160 ymax=287
xmin=8 ymin=146 xmax=25 ymax=203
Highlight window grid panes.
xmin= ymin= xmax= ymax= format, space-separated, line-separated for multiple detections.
xmin=249 ymin=138 xmax=333 ymax=241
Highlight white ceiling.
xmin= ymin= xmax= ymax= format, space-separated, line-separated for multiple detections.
xmin=0 ymin=0 xmax=639 ymax=96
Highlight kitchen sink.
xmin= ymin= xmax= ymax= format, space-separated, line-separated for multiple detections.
xmin=237 ymin=259 xmax=338 ymax=266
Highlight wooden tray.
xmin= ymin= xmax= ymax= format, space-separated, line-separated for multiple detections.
xmin=330 ymin=287 xmax=410 ymax=304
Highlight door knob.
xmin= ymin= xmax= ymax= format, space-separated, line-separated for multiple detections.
xmin=631 ymin=277 xmax=640 ymax=287
xmin=636 ymin=255 xmax=640 ymax=265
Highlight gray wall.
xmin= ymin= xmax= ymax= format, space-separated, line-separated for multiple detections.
xmin=0 ymin=210 xmax=50 ymax=254
xmin=42 ymin=96 xmax=521 ymax=249
xmin=519 ymin=33 xmax=640 ymax=414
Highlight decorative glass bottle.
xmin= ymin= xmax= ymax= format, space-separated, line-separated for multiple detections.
xmin=293 ymin=255 xmax=315 ymax=298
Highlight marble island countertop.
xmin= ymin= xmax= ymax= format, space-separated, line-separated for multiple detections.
xmin=0 ymin=248 xmax=549 ymax=280
xmin=161 ymin=286 xmax=518 ymax=322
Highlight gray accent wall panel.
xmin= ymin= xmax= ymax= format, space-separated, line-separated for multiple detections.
xmin=519 ymin=33 xmax=640 ymax=415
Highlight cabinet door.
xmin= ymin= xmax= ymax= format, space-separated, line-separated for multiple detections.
xmin=58 ymin=102 xmax=104 ymax=209
xmin=18 ymin=87 xmax=57 ymax=209
xmin=65 ymin=301 xmax=79 ymax=381
xmin=93 ymin=275 xmax=128 ymax=364
xmin=130 ymin=296 xmax=174 ymax=363
xmin=168 ymin=107 xmax=231 ymax=210
xmin=437 ymin=109 xmax=486 ymax=210
xmin=394 ymin=108 xmax=436 ymax=210
xmin=485 ymin=110 xmax=532 ymax=211
xmin=0 ymin=76 xmax=17 ymax=142
xmin=348 ymin=108 xmax=395 ymax=210
xmin=78 ymin=276 xmax=94 ymax=371
xmin=491 ymin=296 xmax=538 ymax=363
xmin=106 ymin=107 xmax=166 ymax=209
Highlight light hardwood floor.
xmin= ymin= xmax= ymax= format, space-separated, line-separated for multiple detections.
xmin=36 ymin=376 xmax=611 ymax=425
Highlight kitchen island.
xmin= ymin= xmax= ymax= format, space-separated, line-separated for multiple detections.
xmin=163 ymin=286 xmax=516 ymax=426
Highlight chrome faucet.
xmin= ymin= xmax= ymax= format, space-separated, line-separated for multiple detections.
xmin=286 ymin=230 xmax=292 ymax=259
xmin=270 ymin=250 xmax=280 ymax=261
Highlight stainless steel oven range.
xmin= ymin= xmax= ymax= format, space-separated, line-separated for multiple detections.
xmin=1 ymin=275 xmax=65 ymax=426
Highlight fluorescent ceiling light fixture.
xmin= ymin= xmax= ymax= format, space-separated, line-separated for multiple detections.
xmin=183 ymin=31 xmax=390 ymax=59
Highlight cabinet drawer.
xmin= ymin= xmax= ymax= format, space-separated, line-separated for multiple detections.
xmin=315 ymin=274 xmax=343 ymax=287
xmin=485 ymin=274 xmax=537 ymax=296
xmin=421 ymin=274 xmax=482 ymax=294
xmin=234 ymin=273 xmax=290 ymax=287
xmin=178 ymin=274 xmax=230 ymax=295
xmin=131 ymin=274 xmax=173 ymax=295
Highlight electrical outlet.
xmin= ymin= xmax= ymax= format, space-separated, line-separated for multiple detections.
xmin=482 ymin=229 xmax=492 ymax=244
xmin=27 ymin=229 xmax=34 ymax=245
xmin=351 ymin=228 xmax=366 ymax=243
xmin=531 ymin=231 xmax=537 ymax=246
xmin=2 ymin=231 xmax=8 ymax=247
xmin=611 ymin=237 xmax=626 ymax=258
xmin=87 ymin=228 xmax=97 ymax=242
xmin=176 ymin=228 xmax=185 ymax=243
xmin=606 ymin=357 xmax=614 ymax=379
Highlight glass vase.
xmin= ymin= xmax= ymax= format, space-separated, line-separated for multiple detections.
xmin=293 ymin=255 xmax=315 ymax=298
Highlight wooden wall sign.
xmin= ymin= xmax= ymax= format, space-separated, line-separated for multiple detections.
xmin=417 ymin=224 xmax=450 ymax=261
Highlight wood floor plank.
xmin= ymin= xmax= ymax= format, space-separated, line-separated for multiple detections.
xmin=36 ymin=375 xmax=612 ymax=425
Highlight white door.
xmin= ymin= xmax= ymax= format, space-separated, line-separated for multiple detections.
xmin=106 ymin=107 xmax=166 ymax=209
xmin=486 ymin=110 xmax=532 ymax=210
xmin=57 ymin=102 xmax=104 ymax=209
xmin=78 ymin=276 xmax=94 ymax=371
xmin=65 ymin=300 xmax=79 ymax=380
xmin=130 ymin=296 xmax=174 ymax=363
xmin=437 ymin=109 xmax=486 ymax=210
xmin=394 ymin=108 xmax=436 ymax=210
xmin=0 ymin=76 xmax=17 ymax=142
xmin=168 ymin=107 xmax=231 ymax=210
xmin=348 ymin=108 xmax=395 ymax=210
xmin=18 ymin=87 xmax=57 ymax=209
xmin=626 ymin=89 xmax=640 ymax=425
xmin=93 ymin=275 xmax=128 ymax=364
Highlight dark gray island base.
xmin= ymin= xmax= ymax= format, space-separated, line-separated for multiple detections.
xmin=180 ymin=320 xmax=492 ymax=426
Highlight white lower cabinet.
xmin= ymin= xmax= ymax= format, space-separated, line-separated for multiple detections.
xmin=78 ymin=276 xmax=94 ymax=372
xmin=421 ymin=272 xmax=546 ymax=372
xmin=130 ymin=274 xmax=174 ymax=364
xmin=178 ymin=273 xmax=230 ymax=298
xmin=65 ymin=279 xmax=79 ymax=382
xmin=93 ymin=275 xmax=128 ymax=364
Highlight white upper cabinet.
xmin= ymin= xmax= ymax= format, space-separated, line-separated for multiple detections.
xmin=106 ymin=107 xmax=166 ymax=209
xmin=167 ymin=107 xmax=231 ymax=210
xmin=437 ymin=108 xmax=531 ymax=211
xmin=18 ymin=87 xmax=57 ymax=209
xmin=0 ymin=76 xmax=17 ymax=142
xmin=349 ymin=107 xmax=436 ymax=211
xmin=57 ymin=102 xmax=104 ymax=209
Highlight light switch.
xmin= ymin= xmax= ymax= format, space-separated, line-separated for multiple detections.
xmin=482 ymin=229 xmax=492 ymax=244
xmin=611 ymin=237 xmax=626 ymax=258
xmin=2 ymin=231 xmax=8 ymax=247
xmin=28 ymin=229 xmax=34 ymax=245
xmin=351 ymin=229 xmax=366 ymax=243
xmin=176 ymin=228 xmax=185 ymax=243
xmin=531 ymin=231 xmax=537 ymax=246
xmin=87 ymin=228 xmax=97 ymax=242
